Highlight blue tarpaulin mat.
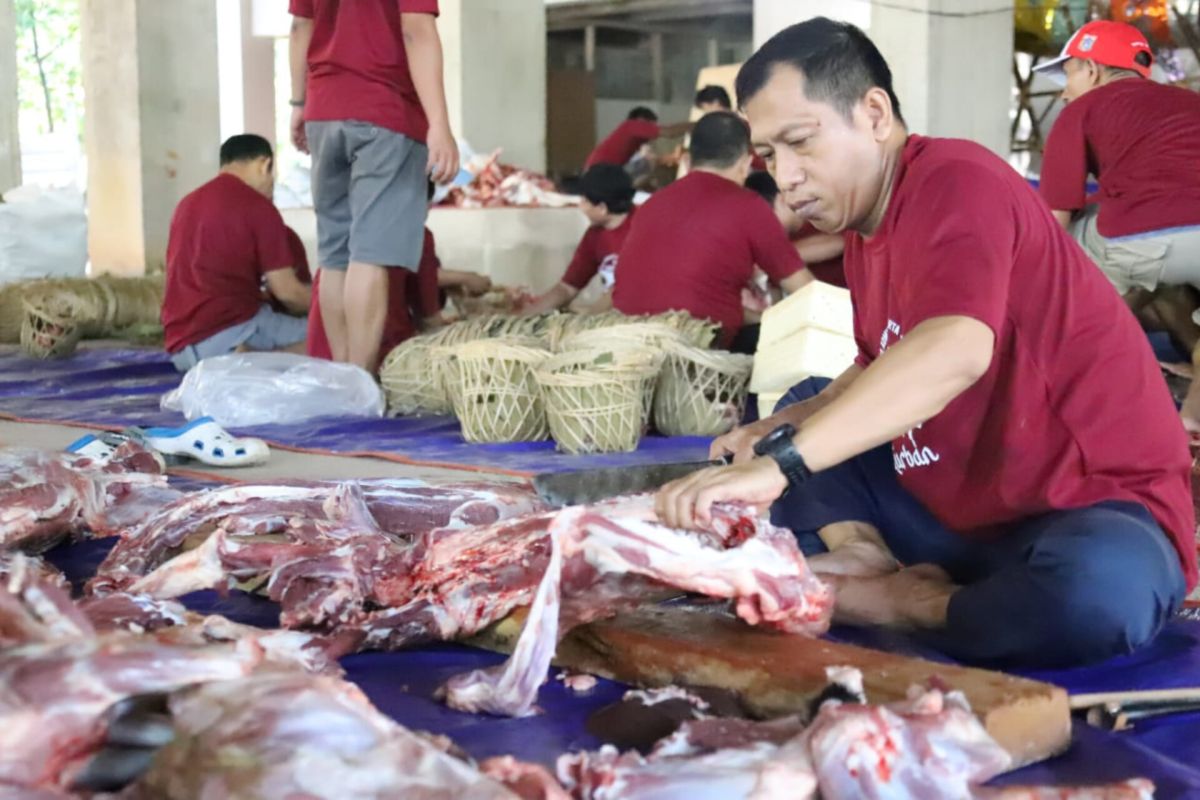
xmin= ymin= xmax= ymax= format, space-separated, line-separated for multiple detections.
xmin=42 ymin=536 xmax=1200 ymax=796
xmin=0 ymin=348 xmax=711 ymax=475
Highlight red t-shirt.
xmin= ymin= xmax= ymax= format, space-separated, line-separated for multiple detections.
xmin=560 ymin=209 xmax=637 ymax=290
xmin=612 ymin=171 xmax=805 ymax=347
xmin=290 ymin=0 xmax=439 ymax=143
xmin=585 ymin=119 xmax=661 ymax=169
xmin=307 ymin=228 xmax=440 ymax=361
xmin=1040 ymin=79 xmax=1200 ymax=238
xmin=847 ymin=135 xmax=1196 ymax=589
xmin=790 ymin=225 xmax=846 ymax=288
xmin=162 ymin=174 xmax=296 ymax=353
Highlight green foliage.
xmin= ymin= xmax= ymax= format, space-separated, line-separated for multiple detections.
xmin=15 ymin=0 xmax=83 ymax=139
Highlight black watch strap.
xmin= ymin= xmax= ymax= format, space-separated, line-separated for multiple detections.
xmin=753 ymin=423 xmax=812 ymax=487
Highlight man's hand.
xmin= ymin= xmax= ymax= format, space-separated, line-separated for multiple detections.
xmin=427 ymin=123 xmax=459 ymax=184
xmin=655 ymin=458 xmax=788 ymax=530
xmin=709 ymin=418 xmax=777 ymax=463
xmin=291 ymin=107 xmax=308 ymax=154
xmin=461 ymin=272 xmax=492 ymax=296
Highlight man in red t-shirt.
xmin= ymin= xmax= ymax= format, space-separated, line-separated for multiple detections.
xmin=612 ymin=111 xmax=811 ymax=351
xmin=1035 ymin=20 xmax=1200 ymax=430
xmin=655 ymin=19 xmax=1195 ymax=668
xmin=585 ymin=107 xmax=693 ymax=171
xmin=522 ymin=165 xmax=637 ymax=315
xmin=745 ymin=170 xmax=845 ymax=287
xmin=289 ymin=0 xmax=458 ymax=373
xmin=162 ymin=135 xmax=311 ymax=372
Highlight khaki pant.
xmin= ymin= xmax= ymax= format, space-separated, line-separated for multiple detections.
xmin=1070 ymin=206 xmax=1200 ymax=295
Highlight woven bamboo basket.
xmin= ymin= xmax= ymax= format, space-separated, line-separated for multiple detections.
xmin=9 ymin=275 xmax=164 ymax=356
xmin=558 ymin=321 xmax=688 ymax=355
xmin=451 ymin=338 xmax=552 ymax=443
xmin=19 ymin=293 xmax=83 ymax=358
xmin=379 ymin=336 xmax=448 ymax=416
xmin=536 ymin=347 xmax=662 ymax=454
xmin=653 ymin=342 xmax=754 ymax=437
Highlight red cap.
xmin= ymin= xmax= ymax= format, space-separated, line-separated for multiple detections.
xmin=1034 ymin=20 xmax=1153 ymax=81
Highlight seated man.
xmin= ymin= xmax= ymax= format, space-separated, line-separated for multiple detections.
xmin=745 ymin=170 xmax=846 ymax=287
xmin=612 ymin=111 xmax=812 ymax=351
xmin=1035 ymin=20 xmax=1200 ymax=427
xmin=307 ymin=182 xmax=491 ymax=362
xmin=522 ymin=165 xmax=636 ymax=315
xmin=655 ymin=18 xmax=1194 ymax=669
xmin=585 ymin=107 xmax=693 ymax=170
xmin=162 ymin=134 xmax=311 ymax=372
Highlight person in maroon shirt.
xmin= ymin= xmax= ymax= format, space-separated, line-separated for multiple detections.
xmin=585 ymin=107 xmax=693 ymax=171
xmin=289 ymin=0 xmax=458 ymax=373
xmin=612 ymin=111 xmax=811 ymax=352
xmin=162 ymin=135 xmax=311 ymax=372
xmin=522 ymin=165 xmax=637 ymax=315
xmin=655 ymin=18 xmax=1194 ymax=668
xmin=1036 ymin=20 xmax=1200 ymax=430
xmin=745 ymin=170 xmax=846 ymax=287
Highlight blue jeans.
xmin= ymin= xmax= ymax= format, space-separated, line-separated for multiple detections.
xmin=772 ymin=378 xmax=1187 ymax=668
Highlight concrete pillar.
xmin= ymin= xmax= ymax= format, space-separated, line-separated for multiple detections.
xmin=0 ymin=0 xmax=20 ymax=193
xmin=439 ymin=0 xmax=547 ymax=172
xmin=240 ymin=0 xmax=276 ymax=141
xmin=752 ymin=0 xmax=1013 ymax=157
xmin=82 ymin=0 xmax=220 ymax=275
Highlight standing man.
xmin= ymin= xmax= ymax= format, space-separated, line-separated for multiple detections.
xmin=162 ymin=135 xmax=310 ymax=372
xmin=1035 ymin=19 xmax=1200 ymax=429
xmin=289 ymin=0 xmax=458 ymax=371
xmin=585 ymin=107 xmax=693 ymax=171
xmin=656 ymin=18 xmax=1194 ymax=668
xmin=612 ymin=111 xmax=811 ymax=351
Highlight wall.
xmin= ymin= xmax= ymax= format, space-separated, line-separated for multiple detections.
xmin=0 ymin=0 xmax=20 ymax=193
xmin=441 ymin=0 xmax=547 ymax=171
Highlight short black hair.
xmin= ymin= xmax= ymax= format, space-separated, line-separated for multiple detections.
xmin=689 ymin=111 xmax=750 ymax=169
xmin=627 ymin=106 xmax=659 ymax=122
xmin=577 ymin=163 xmax=635 ymax=214
xmin=219 ymin=134 xmax=274 ymax=166
xmin=735 ymin=17 xmax=904 ymax=124
xmin=744 ymin=170 xmax=780 ymax=205
xmin=695 ymin=85 xmax=732 ymax=109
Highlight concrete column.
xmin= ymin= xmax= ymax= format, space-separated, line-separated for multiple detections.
xmin=240 ymin=0 xmax=276 ymax=141
xmin=752 ymin=0 xmax=1012 ymax=157
xmin=439 ymin=0 xmax=547 ymax=172
xmin=0 ymin=0 xmax=20 ymax=193
xmin=83 ymin=0 xmax=220 ymax=275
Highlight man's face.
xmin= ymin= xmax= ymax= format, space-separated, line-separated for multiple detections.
xmin=250 ymin=157 xmax=276 ymax=199
xmin=1061 ymin=58 xmax=1099 ymax=103
xmin=773 ymin=194 xmax=804 ymax=236
xmin=697 ymin=101 xmax=726 ymax=114
xmin=742 ymin=65 xmax=887 ymax=234
xmin=580 ymin=197 xmax=608 ymax=225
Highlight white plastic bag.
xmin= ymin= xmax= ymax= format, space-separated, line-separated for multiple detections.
xmin=161 ymin=353 xmax=385 ymax=427
xmin=0 ymin=186 xmax=88 ymax=284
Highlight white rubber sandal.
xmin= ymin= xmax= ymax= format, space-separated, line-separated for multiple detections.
xmin=142 ymin=417 xmax=270 ymax=468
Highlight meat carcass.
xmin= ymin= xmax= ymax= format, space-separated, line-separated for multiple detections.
xmin=441 ymin=497 xmax=833 ymax=717
xmin=88 ymin=478 xmax=542 ymax=596
xmin=119 ymin=672 xmax=519 ymax=800
xmin=0 ymin=443 xmax=173 ymax=552
xmin=0 ymin=551 xmax=69 ymax=593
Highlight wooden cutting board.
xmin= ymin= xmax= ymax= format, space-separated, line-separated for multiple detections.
xmin=472 ymin=604 xmax=1071 ymax=770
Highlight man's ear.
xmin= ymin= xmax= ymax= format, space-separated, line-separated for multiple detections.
xmin=860 ymin=87 xmax=896 ymax=143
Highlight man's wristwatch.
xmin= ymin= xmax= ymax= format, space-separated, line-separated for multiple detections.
xmin=753 ymin=424 xmax=812 ymax=488
xmin=289 ymin=98 xmax=306 ymax=107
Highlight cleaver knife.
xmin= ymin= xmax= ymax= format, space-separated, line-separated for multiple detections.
xmin=532 ymin=457 xmax=730 ymax=507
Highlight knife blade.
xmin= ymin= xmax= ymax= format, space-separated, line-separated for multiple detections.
xmin=532 ymin=457 xmax=729 ymax=508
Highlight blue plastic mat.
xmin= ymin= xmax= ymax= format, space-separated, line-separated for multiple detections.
xmin=41 ymin=536 xmax=1200 ymax=795
xmin=0 ymin=348 xmax=710 ymax=475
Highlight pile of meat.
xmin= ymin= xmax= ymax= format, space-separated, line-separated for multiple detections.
xmin=440 ymin=151 xmax=578 ymax=209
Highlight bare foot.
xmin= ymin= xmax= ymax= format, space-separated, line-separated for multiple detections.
xmin=825 ymin=564 xmax=957 ymax=629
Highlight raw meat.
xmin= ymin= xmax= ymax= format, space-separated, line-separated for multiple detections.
xmin=0 ymin=443 xmax=171 ymax=552
xmin=442 ymin=497 xmax=833 ymax=717
xmin=440 ymin=151 xmax=577 ymax=209
xmin=976 ymin=781 xmax=1156 ymax=799
xmin=119 ymin=671 xmax=519 ymax=800
xmin=0 ymin=551 xmax=69 ymax=593
xmin=88 ymin=478 xmax=542 ymax=596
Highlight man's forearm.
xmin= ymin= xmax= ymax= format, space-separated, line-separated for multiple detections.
xmin=289 ymin=19 xmax=312 ymax=102
xmin=1052 ymin=209 xmax=1073 ymax=229
xmin=773 ymin=362 xmax=862 ymax=427
xmin=793 ymin=316 xmax=994 ymax=472
xmin=524 ymin=283 xmax=575 ymax=315
xmin=403 ymin=15 xmax=451 ymax=131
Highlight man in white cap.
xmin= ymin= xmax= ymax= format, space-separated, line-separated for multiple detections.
xmin=1036 ymin=20 xmax=1200 ymax=427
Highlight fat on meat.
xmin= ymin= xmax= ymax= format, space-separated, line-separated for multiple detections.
xmin=441 ymin=497 xmax=833 ymax=717
xmin=118 ymin=671 xmax=519 ymax=800
xmin=0 ymin=444 xmax=173 ymax=553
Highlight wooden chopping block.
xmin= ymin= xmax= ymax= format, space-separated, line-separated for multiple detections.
xmin=472 ymin=604 xmax=1071 ymax=770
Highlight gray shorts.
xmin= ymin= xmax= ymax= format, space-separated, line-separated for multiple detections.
xmin=307 ymin=120 xmax=428 ymax=271
xmin=1070 ymin=205 xmax=1200 ymax=295
xmin=170 ymin=305 xmax=308 ymax=372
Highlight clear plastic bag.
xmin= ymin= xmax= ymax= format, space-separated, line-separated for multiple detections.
xmin=161 ymin=353 xmax=384 ymax=427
